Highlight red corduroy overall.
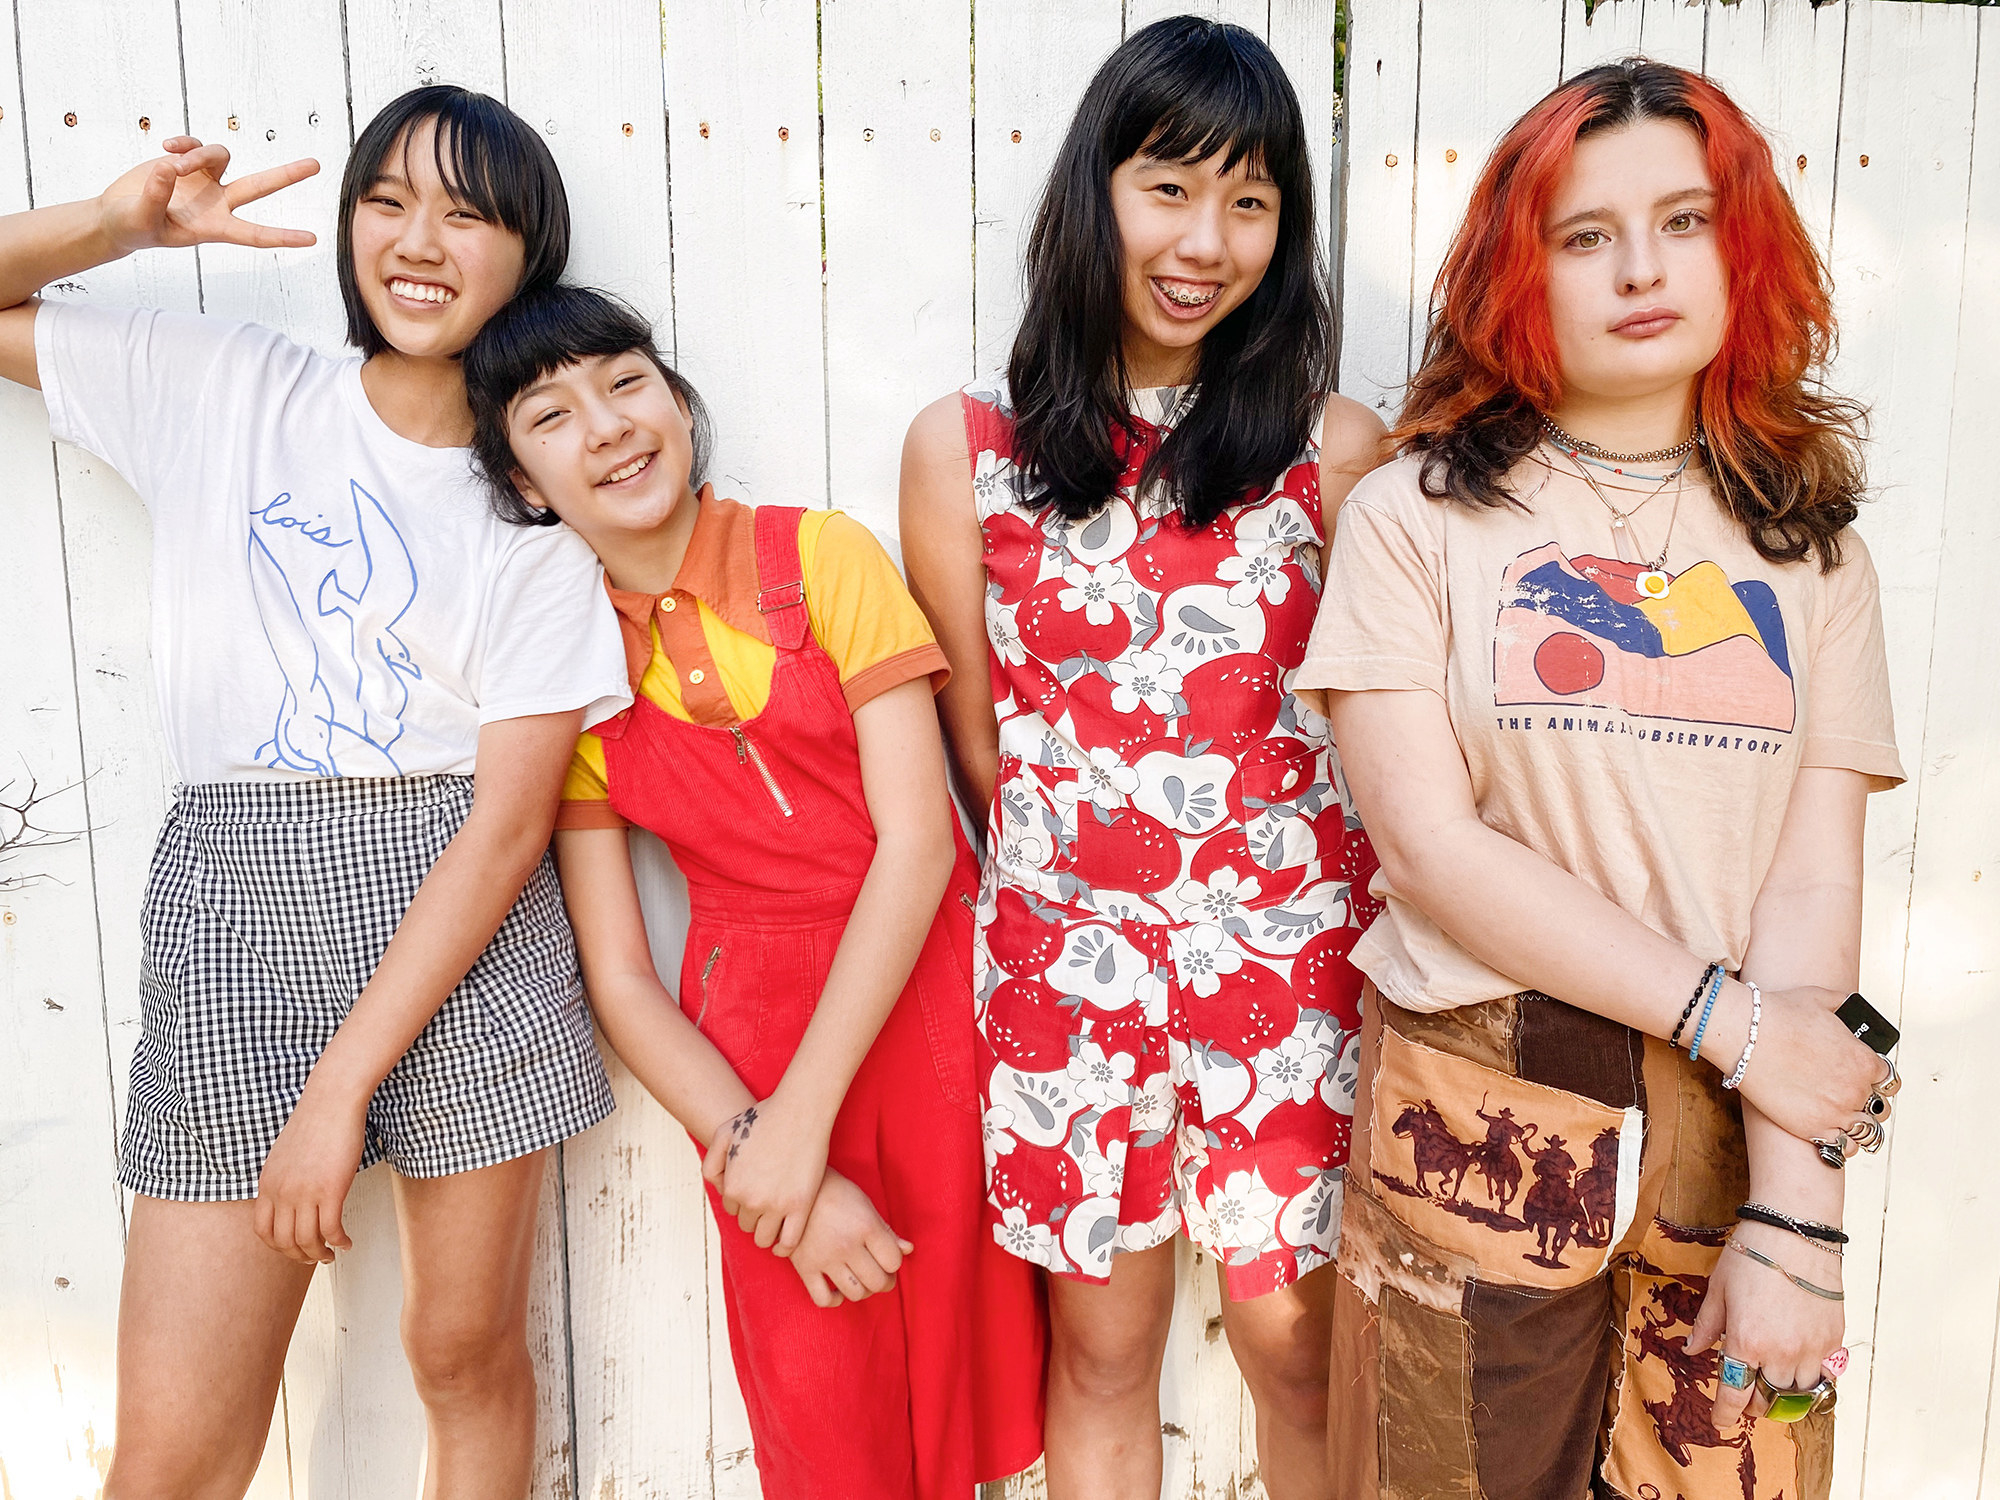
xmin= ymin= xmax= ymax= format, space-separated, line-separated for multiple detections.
xmin=593 ymin=507 xmax=1046 ymax=1498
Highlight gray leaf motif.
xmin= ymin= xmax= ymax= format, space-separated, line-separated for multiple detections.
xmin=1169 ymin=603 xmax=1244 ymax=658
xmin=1089 ymin=1215 xmax=1119 ymax=1254
xmin=1080 ymin=510 xmax=1114 ymax=552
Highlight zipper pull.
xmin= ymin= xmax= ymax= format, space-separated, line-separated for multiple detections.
xmin=730 ymin=725 xmax=748 ymax=763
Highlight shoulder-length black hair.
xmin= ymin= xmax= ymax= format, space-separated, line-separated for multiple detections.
xmin=1006 ymin=16 xmax=1332 ymax=530
xmin=337 ymin=85 xmax=571 ymax=357
xmin=463 ymin=283 xmax=712 ymax=527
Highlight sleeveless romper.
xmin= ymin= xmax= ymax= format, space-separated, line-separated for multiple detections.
xmin=961 ymin=383 xmax=1381 ymax=1298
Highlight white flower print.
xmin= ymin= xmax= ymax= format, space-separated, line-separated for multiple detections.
xmin=1069 ymin=1040 xmax=1138 ymax=1109
xmin=1081 ymin=1144 xmax=1125 ymax=1200
xmin=1107 ymin=649 xmax=1185 ymax=716
xmin=1233 ymin=496 xmax=1315 ymax=551
xmin=1057 ymin=560 xmax=1138 ymax=626
xmin=1053 ymin=745 xmax=1140 ymax=812
xmin=1253 ymin=1034 xmax=1330 ymax=1106
xmin=996 ymin=825 xmax=1052 ymax=875
xmin=995 ymin=1204 xmax=1057 ymax=1262
xmin=1202 ymin=1168 xmax=1284 ymax=1251
xmin=1216 ymin=543 xmax=1292 ymax=607
xmin=971 ymin=449 xmax=1021 ymax=519
xmin=982 ymin=1104 xmax=1019 ymax=1158
xmin=986 ymin=595 xmax=1027 ymax=667
xmin=1170 ymin=923 xmax=1245 ymax=997
xmin=1173 ymin=868 xmax=1264 ymax=924
xmin=1128 ymin=1076 xmax=1176 ymax=1135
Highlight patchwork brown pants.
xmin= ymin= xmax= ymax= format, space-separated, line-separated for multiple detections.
xmin=1327 ymin=986 xmax=1835 ymax=1500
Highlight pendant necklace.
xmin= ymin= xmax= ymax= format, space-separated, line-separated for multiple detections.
xmin=1552 ymin=443 xmax=1691 ymax=600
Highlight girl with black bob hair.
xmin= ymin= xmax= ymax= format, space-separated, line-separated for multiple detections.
xmin=902 ymin=17 xmax=1386 ymax=1500
xmin=462 ymin=281 xmax=1046 ymax=1499
xmin=0 ymin=85 xmax=632 ymax=1499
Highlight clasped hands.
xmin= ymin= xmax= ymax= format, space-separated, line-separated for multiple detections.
xmin=703 ymin=1090 xmax=912 ymax=1309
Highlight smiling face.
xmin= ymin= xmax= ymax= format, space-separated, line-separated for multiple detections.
xmin=347 ymin=119 xmax=528 ymax=361
xmin=506 ymin=350 xmax=699 ymax=553
xmin=1543 ymin=116 xmax=1729 ymax=418
xmin=1109 ymin=147 xmax=1281 ymax=387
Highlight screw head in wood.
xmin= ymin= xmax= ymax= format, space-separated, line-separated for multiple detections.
xmin=138 ymin=115 xmax=149 ymax=131
xmin=699 ymin=121 xmax=710 ymax=138
xmin=309 ymin=111 xmax=319 ymax=126
xmin=64 ymin=111 xmax=77 ymax=127
xmin=1859 ymin=153 xmax=1869 ymax=166
xmin=930 ymin=127 xmax=941 ymax=141
xmin=622 ymin=122 xmax=633 ymax=136
xmin=1797 ymin=153 xmax=1808 ymax=170
xmin=265 ymin=128 xmax=275 ymax=141
xmin=1385 ymin=152 xmax=1398 ymax=167
xmin=227 ymin=115 xmax=239 ymax=130
xmin=864 ymin=128 xmax=874 ymax=141
xmin=778 ymin=126 xmax=789 ymax=140
xmin=1010 ymin=129 xmax=1021 ymax=143
xmin=2 ymin=910 xmax=14 ymax=924
xmin=1445 ymin=148 xmax=1457 ymax=163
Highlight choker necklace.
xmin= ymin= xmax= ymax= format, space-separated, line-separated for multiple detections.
xmin=1541 ymin=414 xmax=1701 ymax=467
xmin=1551 ymin=443 xmax=1691 ymax=600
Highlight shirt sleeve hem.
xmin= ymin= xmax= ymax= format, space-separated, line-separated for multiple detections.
xmin=1799 ymin=735 xmax=1907 ymax=787
xmin=843 ymin=644 xmax=952 ymax=713
xmin=555 ymin=799 xmax=630 ymax=831
xmin=477 ymin=684 xmax=634 ymax=728
xmin=33 ymin=302 xmax=77 ymax=448
xmin=1294 ymin=653 xmax=1448 ymax=697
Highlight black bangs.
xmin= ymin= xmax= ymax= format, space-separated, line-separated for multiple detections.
xmin=337 ymin=85 xmax=571 ymax=356
xmin=1005 ymin=16 xmax=1333 ymax=529
xmin=1108 ymin=25 xmax=1300 ymax=187
xmin=463 ymin=284 xmax=712 ymax=526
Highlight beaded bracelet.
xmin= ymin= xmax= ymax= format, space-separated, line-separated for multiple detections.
xmin=1737 ymin=1203 xmax=1849 ymax=1245
xmin=1671 ymin=960 xmax=1723 ymax=1051
xmin=1721 ymin=982 xmax=1761 ymax=1089
xmin=1686 ymin=964 xmax=1726 ymax=1063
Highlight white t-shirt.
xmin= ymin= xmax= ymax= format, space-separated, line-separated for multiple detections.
xmin=37 ymin=300 xmax=631 ymax=784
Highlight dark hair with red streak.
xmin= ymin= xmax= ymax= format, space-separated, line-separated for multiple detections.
xmin=1396 ymin=57 xmax=1865 ymax=570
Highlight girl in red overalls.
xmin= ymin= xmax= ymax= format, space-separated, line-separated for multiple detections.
xmin=461 ymin=285 xmax=1046 ymax=1498
xmin=901 ymin=19 xmax=1384 ymax=1500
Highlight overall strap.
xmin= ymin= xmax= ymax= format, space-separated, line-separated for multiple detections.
xmin=753 ymin=505 xmax=812 ymax=652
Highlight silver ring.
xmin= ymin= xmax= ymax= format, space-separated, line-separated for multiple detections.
xmin=1814 ymin=1136 xmax=1849 ymax=1169
xmin=1844 ymin=1118 xmax=1885 ymax=1153
xmin=1875 ymin=1055 xmax=1902 ymax=1098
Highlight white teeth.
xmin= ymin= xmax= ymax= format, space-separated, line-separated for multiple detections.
xmin=389 ymin=278 xmax=455 ymax=304
xmin=1156 ymin=279 xmax=1219 ymax=308
xmin=601 ymin=454 xmax=653 ymax=485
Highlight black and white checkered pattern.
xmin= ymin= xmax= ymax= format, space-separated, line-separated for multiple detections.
xmin=120 ymin=774 xmax=613 ymax=1201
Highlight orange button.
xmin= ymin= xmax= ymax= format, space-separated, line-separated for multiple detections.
xmin=687 ymin=668 xmax=706 ymax=685
xmin=660 ymin=596 xmax=677 ymax=613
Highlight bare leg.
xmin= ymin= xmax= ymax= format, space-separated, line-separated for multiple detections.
xmin=392 ymin=1151 xmax=546 ymax=1500
xmin=105 ymin=1198 xmax=316 ymax=1500
xmin=1042 ymin=1239 xmax=1178 ymax=1500
xmin=1218 ymin=1259 xmax=1337 ymax=1500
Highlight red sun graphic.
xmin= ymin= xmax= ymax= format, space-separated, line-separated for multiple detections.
xmin=1534 ymin=631 xmax=1607 ymax=695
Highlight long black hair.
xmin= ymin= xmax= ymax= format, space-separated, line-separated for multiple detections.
xmin=338 ymin=85 xmax=571 ymax=357
xmin=464 ymin=284 xmax=711 ymax=527
xmin=1006 ymin=16 xmax=1332 ymax=529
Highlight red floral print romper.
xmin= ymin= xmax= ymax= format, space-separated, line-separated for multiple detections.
xmin=962 ymin=383 xmax=1381 ymax=1298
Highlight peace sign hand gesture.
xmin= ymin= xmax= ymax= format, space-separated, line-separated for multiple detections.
xmin=96 ymin=136 xmax=319 ymax=256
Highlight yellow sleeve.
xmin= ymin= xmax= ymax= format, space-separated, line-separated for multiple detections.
xmin=554 ymin=729 xmax=629 ymax=830
xmin=799 ymin=510 xmax=952 ymax=712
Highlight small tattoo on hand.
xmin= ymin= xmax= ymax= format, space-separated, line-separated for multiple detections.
xmin=724 ymin=1105 xmax=758 ymax=1162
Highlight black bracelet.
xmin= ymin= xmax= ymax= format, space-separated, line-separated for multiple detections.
xmin=1671 ymin=961 xmax=1722 ymax=1051
xmin=1737 ymin=1202 xmax=1850 ymax=1245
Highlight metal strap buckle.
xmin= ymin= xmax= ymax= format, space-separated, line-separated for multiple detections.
xmin=757 ymin=580 xmax=806 ymax=613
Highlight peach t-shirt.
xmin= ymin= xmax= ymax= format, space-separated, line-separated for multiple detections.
xmin=1296 ymin=451 xmax=1903 ymax=1013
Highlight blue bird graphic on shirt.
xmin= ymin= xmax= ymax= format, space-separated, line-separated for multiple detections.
xmin=249 ymin=480 xmax=423 ymax=776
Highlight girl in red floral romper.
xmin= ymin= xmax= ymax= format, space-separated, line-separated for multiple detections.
xmin=901 ymin=18 xmax=1384 ymax=1500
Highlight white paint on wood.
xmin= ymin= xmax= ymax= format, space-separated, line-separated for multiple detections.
xmin=3 ymin=4 xmax=1994 ymax=1498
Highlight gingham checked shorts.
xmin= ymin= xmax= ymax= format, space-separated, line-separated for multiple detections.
xmin=118 ymin=774 xmax=614 ymax=1201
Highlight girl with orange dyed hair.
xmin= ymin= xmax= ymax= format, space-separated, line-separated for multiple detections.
xmin=1296 ymin=60 xmax=1903 ymax=1499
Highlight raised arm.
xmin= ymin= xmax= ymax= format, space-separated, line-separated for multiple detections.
xmin=899 ymin=392 xmax=998 ymax=819
xmin=0 ymin=137 xmax=316 ymax=388
xmin=1324 ymin=687 xmax=1883 ymax=1149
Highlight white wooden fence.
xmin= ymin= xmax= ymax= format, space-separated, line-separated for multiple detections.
xmin=0 ymin=1 xmax=1992 ymax=1497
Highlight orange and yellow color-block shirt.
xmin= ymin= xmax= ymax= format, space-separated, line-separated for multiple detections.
xmin=555 ymin=487 xmax=950 ymax=830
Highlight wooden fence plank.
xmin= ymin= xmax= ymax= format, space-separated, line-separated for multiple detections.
xmin=970 ymin=0 xmax=1122 ymax=383
xmin=1334 ymin=0 xmax=1420 ymax=415
xmin=660 ymin=0 xmax=828 ymax=508
xmin=820 ymin=0 xmax=974 ymax=539
xmin=1270 ymin=0 xmax=1345 ymax=283
xmin=1833 ymin=6 xmax=1990 ymax=1493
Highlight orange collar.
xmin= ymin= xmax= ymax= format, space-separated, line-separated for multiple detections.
xmin=603 ymin=487 xmax=769 ymax=689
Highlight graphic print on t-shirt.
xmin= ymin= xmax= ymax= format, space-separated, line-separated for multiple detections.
xmin=247 ymin=479 xmax=424 ymax=775
xmin=1493 ymin=542 xmax=1795 ymax=733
